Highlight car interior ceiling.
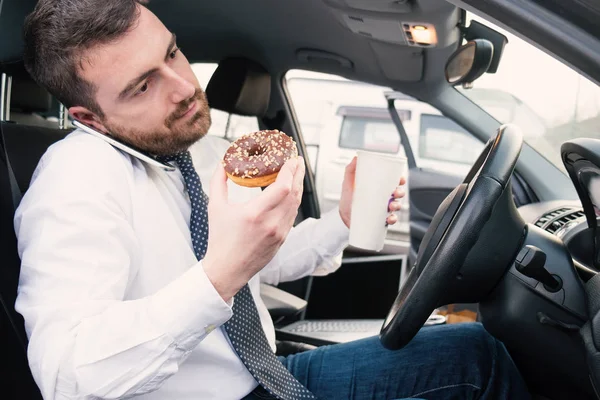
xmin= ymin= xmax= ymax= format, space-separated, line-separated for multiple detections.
xmin=147 ymin=0 xmax=460 ymax=96
xmin=5 ymin=0 xmax=600 ymax=399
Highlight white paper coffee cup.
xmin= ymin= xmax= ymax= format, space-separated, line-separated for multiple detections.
xmin=348 ymin=151 xmax=407 ymax=252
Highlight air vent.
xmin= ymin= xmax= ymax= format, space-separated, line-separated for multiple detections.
xmin=534 ymin=208 xmax=585 ymax=234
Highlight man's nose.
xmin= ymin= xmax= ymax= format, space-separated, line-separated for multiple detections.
xmin=166 ymin=69 xmax=196 ymax=103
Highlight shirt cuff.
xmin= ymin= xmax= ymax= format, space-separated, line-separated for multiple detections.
xmin=150 ymin=261 xmax=233 ymax=347
xmin=314 ymin=207 xmax=350 ymax=258
xmin=321 ymin=206 xmax=350 ymax=249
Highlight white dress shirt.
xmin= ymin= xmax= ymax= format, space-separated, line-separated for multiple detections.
xmin=14 ymin=130 xmax=350 ymax=400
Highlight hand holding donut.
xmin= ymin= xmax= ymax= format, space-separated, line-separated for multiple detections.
xmin=339 ymin=156 xmax=406 ymax=228
xmin=222 ymin=130 xmax=297 ymax=187
xmin=203 ymin=155 xmax=305 ymax=302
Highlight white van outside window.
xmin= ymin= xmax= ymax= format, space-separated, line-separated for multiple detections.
xmin=338 ymin=107 xmax=405 ymax=154
xmin=419 ymin=114 xmax=482 ymax=165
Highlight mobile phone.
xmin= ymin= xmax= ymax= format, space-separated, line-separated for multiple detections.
xmin=72 ymin=120 xmax=176 ymax=171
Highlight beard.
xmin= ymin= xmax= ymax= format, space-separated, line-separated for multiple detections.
xmin=103 ymin=88 xmax=212 ymax=156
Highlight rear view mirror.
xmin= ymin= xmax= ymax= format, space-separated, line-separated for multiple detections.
xmin=445 ymin=39 xmax=493 ymax=87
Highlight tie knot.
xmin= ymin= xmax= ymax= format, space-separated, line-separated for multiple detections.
xmin=157 ymin=151 xmax=192 ymax=167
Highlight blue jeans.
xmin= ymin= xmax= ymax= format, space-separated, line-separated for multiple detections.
xmin=243 ymin=323 xmax=529 ymax=400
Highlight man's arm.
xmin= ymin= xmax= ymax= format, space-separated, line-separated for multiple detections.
xmin=15 ymin=140 xmax=232 ymax=400
xmin=258 ymin=207 xmax=350 ymax=285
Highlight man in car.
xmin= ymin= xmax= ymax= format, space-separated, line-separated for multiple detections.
xmin=14 ymin=0 xmax=530 ymax=399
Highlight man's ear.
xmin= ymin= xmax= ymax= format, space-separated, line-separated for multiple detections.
xmin=69 ymin=106 xmax=109 ymax=133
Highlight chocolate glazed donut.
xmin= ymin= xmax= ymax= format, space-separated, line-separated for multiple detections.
xmin=222 ymin=130 xmax=298 ymax=187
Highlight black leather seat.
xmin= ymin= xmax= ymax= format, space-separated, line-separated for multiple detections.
xmin=9 ymin=75 xmax=59 ymax=128
xmin=0 ymin=0 xmax=66 ymax=396
xmin=1 ymin=122 xmax=69 ymax=400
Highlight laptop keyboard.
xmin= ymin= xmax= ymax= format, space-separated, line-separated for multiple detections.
xmin=281 ymin=319 xmax=383 ymax=333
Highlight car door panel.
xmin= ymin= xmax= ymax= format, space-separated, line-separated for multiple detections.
xmin=407 ymin=168 xmax=464 ymax=264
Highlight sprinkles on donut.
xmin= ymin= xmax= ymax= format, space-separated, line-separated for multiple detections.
xmin=222 ymin=129 xmax=298 ymax=187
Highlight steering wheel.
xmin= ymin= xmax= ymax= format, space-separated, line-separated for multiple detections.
xmin=380 ymin=124 xmax=523 ymax=350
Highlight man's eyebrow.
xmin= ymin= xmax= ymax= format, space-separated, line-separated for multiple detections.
xmin=165 ymin=33 xmax=177 ymax=61
xmin=118 ymin=69 xmax=158 ymax=100
xmin=118 ymin=33 xmax=178 ymax=100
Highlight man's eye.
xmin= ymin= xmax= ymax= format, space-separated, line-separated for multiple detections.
xmin=137 ymin=82 xmax=149 ymax=95
xmin=169 ymin=48 xmax=179 ymax=59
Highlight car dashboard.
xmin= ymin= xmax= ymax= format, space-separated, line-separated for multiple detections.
xmin=518 ymin=200 xmax=597 ymax=280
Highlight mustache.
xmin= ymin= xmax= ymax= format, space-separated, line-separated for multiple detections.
xmin=165 ymin=89 xmax=204 ymax=127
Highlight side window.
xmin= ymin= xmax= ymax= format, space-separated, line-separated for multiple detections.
xmin=192 ymin=63 xmax=259 ymax=142
xmin=337 ymin=107 xmax=412 ymax=155
xmin=419 ymin=114 xmax=483 ymax=165
xmin=339 ymin=116 xmax=401 ymax=154
xmin=209 ymin=111 xmax=260 ymax=142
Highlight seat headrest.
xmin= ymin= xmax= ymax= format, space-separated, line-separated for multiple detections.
xmin=11 ymin=75 xmax=53 ymax=113
xmin=205 ymin=58 xmax=271 ymax=117
xmin=0 ymin=0 xmax=37 ymax=73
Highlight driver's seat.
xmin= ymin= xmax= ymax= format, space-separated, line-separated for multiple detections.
xmin=205 ymin=58 xmax=387 ymax=351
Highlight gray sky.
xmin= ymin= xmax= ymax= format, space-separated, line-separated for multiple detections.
xmin=463 ymin=13 xmax=600 ymax=127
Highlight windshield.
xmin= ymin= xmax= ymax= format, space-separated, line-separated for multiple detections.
xmin=459 ymin=12 xmax=600 ymax=171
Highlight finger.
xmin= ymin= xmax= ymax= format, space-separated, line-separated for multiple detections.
xmin=399 ymin=176 xmax=407 ymax=186
xmin=280 ymin=157 xmax=305 ymax=224
xmin=210 ymin=163 xmax=229 ymax=206
xmin=392 ymin=187 xmax=406 ymax=199
xmin=386 ymin=213 xmax=398 ymax=225
xmin=346 ymin=156 xmax=357 ymax=173
xmin=282 ymin=202 xmax=301 ymax=231
xmin=255 ymin=157 xmax=298 ymax=212
xmin=342 ymin=156 xmax=357 ymax=193
xmin=281 ymin=157 xmax=306 ymax=222
xmin=291 ymin=157 xmax=306 ymax=203
xmin=388 ymin=199 xmax=402 ymax=212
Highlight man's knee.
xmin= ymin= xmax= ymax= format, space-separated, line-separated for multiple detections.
xmin=417 ymin=323 xmax=499 ymax=375
xmin=450 ymin=323 xmax=523 ymax=394
xmin=459 ymin=322 xmax=498 ymax=348
xmin=453 ymin=323 xmax=499 ymax=365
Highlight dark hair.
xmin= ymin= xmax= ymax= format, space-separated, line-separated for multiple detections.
xmin=23 ymin=0 xmax=148 ymax=116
